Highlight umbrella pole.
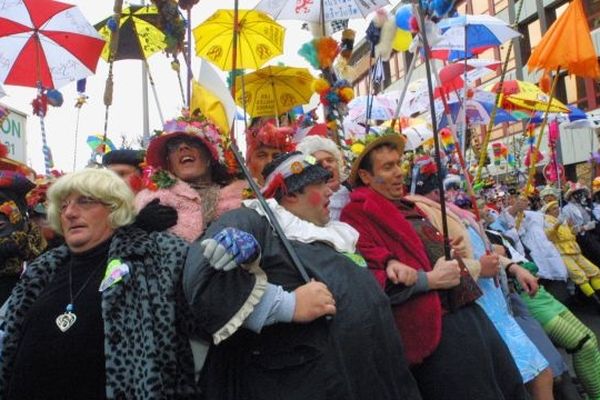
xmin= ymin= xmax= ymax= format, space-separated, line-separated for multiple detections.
xmin=474 ymin=0 xmax=524 ymax=184
xmin=390 ymin=48 xmax=418 ymax=131
xmin=186 ymin=8 xmax=192 ymax=108
xmin=415 ymin=3 xmax=451 ymax=259
xmin=230 ymin=0 xmax=311 ymax=284
xmin=144 ymin=59 xmax=165 ymax=125
xmin=516 ymin=67 xmax=560 ymax=228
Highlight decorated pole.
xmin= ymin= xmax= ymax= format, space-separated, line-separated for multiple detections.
xmin=414 ymin=2 xmax=451 ymax=259
xmin=474 ymin=0 xmax=524 ymax=185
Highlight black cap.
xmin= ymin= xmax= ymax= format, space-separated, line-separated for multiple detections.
xmin=102 ymin=149 xmax=145 ymax=168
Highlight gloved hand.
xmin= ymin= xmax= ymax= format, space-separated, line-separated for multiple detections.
xmin=200 ymin=227 xmax=260 ymax=271
xmin=135 ymin=199 xmax=178 ymax=233
xmin=585 ymin=221 xmax=597 ymax=231
xmin=0 ymin=239 xmax=21 ymax=265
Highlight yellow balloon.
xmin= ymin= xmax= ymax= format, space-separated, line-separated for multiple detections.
xmin=392 ymin=29 xmax=412 ymax=52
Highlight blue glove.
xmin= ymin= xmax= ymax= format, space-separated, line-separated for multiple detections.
xmin=200 ymin=228 xmax=260 ymax=271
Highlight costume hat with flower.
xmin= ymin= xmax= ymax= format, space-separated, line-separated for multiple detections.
xmin=146 ymin=111 xmax=227 ymax=170
xmin=245 ymin=122 xmax=296 ymax=160
xmin=0 ymin=143 xmax=35 ymax=178
xmin=262 ymin=151 xmax=332 ymax=200
xmin=347 ymin=131 xmax=405 ymax=187
xmin=565 ymin=181 xmax=590 ymax=200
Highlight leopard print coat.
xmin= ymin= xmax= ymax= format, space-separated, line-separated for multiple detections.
xmin=0 ymin=225 xmax=200 ymax=399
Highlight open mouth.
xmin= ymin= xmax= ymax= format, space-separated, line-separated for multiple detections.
xmin=179 ymin=155 xmax=196 ymax=165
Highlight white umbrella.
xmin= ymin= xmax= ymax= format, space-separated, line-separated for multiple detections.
xmin=0 ymin=84 xmax=6 ymax=99
xmin=402 ymin=124 xmax=433 ymax=151
xmin=255 ymin=0 xmax=388 ymax=22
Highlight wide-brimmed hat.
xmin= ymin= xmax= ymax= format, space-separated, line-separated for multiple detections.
xmin=539 ymin=185 xmax=559 ymax=200
xmin=262 ymin=151 xmax=332 ymax=199
xmin=146 ymin=118 xmax=224 ymax=170
xmin=565 ymin=181 xmax=590 ymax=200
xmin=542 ymin=200 xmax=559 ymax=214
xmin=348 ymin=131 xmax=405 ymax=187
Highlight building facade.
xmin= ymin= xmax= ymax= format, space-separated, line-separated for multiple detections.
xmin=349 ymin=0 xmax=600 ymax=183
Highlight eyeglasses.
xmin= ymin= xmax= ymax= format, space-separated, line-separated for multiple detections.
xmin=166 ymin=136 xmax=204 ymax=153
xmin=60 ymin=196 xmax=110 ymax=214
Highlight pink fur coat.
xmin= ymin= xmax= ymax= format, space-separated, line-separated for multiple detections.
xmin=135 ymin=179 xmax=246 ymax=242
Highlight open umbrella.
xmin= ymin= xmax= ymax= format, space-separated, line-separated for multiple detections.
xmin=486 ymin=80 xmax=569 ymax=113
xmin=194 ymin=9 xmax=284 ymax=71
xmin=0 ymin=0 xmax=105 ymax=89
xmin=348 ymin=95 xmax=396 ymax=123
xmin=234 ymin=65 xmax=314 ymax=118
xmin=403 ymin=123 xmax=434 ymax=151
xmin=95 ymin=5 xmax=166 ymax=61
xmin=255 ymin=0 xmax=388 ymax=22
xmin=438 ymin=59 xmax=501 ymax=92
xmin=527 ymin=0 xmax=600 ymax=79
xmin=0 ymin=84 xmax=6 ymax=99
xmin=431 ymin=14 xmax=521 ymax=61
xmin=87 ymin=134 xmax=116 ymax=155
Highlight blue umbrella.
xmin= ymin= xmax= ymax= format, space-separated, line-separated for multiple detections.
xmin=529 ymin=105 xmax=587 ymax=125
xmin=431 ymin=14 xmax=521 ymax=61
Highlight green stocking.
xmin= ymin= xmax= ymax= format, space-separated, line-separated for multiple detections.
xmin=545 ymin=310 xmax=600 ymax=400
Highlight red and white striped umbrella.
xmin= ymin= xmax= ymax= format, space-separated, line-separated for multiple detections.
xmin=438 ymin=59 xmax=501 ymax=93
xmin=0 ymin=0 xmax=105 ymax=89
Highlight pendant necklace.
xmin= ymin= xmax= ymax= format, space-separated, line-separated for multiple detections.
xmin=56 ymin=260 xmax=103 ymax=333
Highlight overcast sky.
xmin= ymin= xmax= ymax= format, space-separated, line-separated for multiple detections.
xmin=1 ymin=0 xmax=397 ymax=174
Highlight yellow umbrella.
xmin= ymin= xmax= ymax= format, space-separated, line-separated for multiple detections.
xmin=485 ymin=80 xmax=569 ymax=113
xmin=194 ymin=9 xmax=285 ymax=71
xmin=235 ymin=66 xmax=314 ymax=118
xmin=96 ymin=5 xmax=166 ymax=61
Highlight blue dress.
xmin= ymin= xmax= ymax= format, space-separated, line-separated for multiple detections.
xmin=468 ymin=226 xmax=549 ymax=383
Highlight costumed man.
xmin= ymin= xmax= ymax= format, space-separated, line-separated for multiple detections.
xmin=0 ymin=165 xmax=47 ymax=304
xmin=405 ymin=157 xmax=554 ymax=400
xmin=484 ymin=208 xmax=600 ymax=400
xmin=183 ymin=151 xmax=422 ymax=400
xmin=101 ymin=149 xmax=145 ymax=193
xmin=297 ymin=134 xmax=350 ymax=220
xmin=340 ymin=133 xmax=529 ymax=400
xmin=543 ymin=200 xmax=600 ymax=305
xmin=245 ymin=122 xmax=295 ymax=185
xmin=562 ymin=182 xmax=600 ymax=267
xmin=592 ymin=177 xmax=600 ymax=222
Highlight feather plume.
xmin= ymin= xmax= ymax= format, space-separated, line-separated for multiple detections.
xmin=375 ymin=19 xmax=397 ymax=61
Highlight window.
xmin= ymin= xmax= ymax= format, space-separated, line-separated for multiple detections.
xmin=472 ymin=0 xmax=489 ymax=14
xmin=519 ymin=18 xmax=541 ymax=62
xmin=493 ymin=0 xmax=508 ymax=13
xmin=556 ymin=73 xmax=589 ymax=109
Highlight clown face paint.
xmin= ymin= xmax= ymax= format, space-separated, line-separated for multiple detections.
xmin=291 ymin=182 xmax=333 ymax=227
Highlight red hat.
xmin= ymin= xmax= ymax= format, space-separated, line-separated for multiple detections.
xmin=246 ymin=123 xmax=295 ymax=160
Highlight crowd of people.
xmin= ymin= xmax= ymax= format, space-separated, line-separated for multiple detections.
xmin=0 ymin=112 xmax=600 ymax=400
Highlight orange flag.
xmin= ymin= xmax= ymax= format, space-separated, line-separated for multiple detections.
xmin=527 ymin=0 xmax=600 ymax=79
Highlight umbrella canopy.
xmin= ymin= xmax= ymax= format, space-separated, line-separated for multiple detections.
xmin=527 ymin=0 xmax=600 ymax=79
xmin=431 ymin=14 xmax=521 ymax=61
xmin=486 ymin=80 xmax=569 ymax=113
xmin=438 ymin=59 xmax=501 ymax=92
xmin=255 ymin=0 xmax=388 ymax=23
xmin=0 ymin=84 xmax=6 ymax=98
xmin=348 ymin=95 xmax=396 ymax=123
xmin=0 ymin=0 xmax=105 ymax=89
xmin=403 ymin=124 xmax=434 ymax=151
xmin=95 ymin=5 xmax=166 ymax=61
xmin=234 ymin=65 xmax=315 ymax=117
xmin=87 ymin=134 xmax=116 ymax=155
xmin=445 ymin=99 xmax=519 ymax=127
xmin=194 ymin=9 xmax=284 ymax=71
xmin=530 ymin=105 xmax=587 ymax=125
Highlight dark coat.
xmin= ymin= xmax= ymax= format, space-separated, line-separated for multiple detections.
xmin=0 ymin=226 xmax=199 ymax=400
xmin=184 ymin=207 xmax=422 ymax=400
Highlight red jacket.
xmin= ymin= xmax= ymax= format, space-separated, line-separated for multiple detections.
xmin=341 ymin=186 xmax=442 ymax=365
